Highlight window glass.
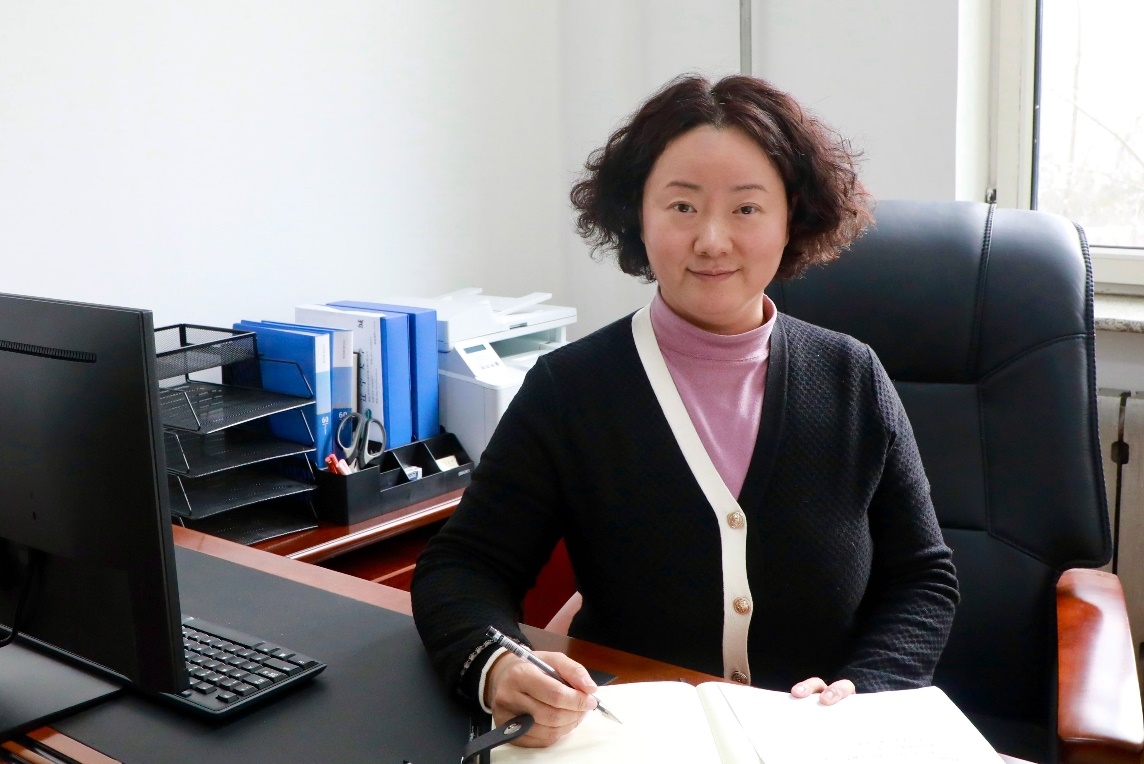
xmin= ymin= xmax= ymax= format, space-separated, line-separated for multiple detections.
xmin=1036 ymin=0 xmax=1144 ymax=248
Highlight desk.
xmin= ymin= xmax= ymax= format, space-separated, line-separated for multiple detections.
xmin=3 ymin=528 xmax=1036 ymax=764
xmin=250 ymin=489 xmax=576 ymax=626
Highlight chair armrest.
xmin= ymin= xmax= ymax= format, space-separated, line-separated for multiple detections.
xmin=1057 ymin=568 xmax=1144 ymax=763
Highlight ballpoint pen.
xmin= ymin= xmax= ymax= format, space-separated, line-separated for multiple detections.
xmin=485 ymin=626 xmax=623 ymax=724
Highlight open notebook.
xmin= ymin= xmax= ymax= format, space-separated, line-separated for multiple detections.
xmin=491 ymin=682 xmax=998 ymax=763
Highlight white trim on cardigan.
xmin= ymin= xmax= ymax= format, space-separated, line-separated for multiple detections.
xmin=631 ymin=305 xmax=753 ymax=684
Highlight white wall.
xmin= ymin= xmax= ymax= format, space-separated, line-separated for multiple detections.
xmin=3 ymin=0 xmax=1117 ymax=353
xmin=750 ymin=0 xmax=960 ymax=202
xmin=1096 ymin=331 xmax=1144 ymax=392
xmin=0 ymin=1 xmax=565 ymax=329
xmin=956 ymin=0 xmax=992 ymax=203
xmin=0 ymin=0 xmax=987 ymax=340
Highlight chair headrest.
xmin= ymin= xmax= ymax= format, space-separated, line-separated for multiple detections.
xmin=767 ymin=200 xmax=1090 ymax=383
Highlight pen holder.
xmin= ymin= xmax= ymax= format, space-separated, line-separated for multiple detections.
xmin=315 ymin=465 xmax=382 ymax=524
xmin=315 ymin=432 xmax=474 ymax=525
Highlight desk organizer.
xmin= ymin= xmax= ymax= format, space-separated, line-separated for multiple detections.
xmin=155 ymin=323 xmax=318 ymax=538
xmin=315 ymin=433 xmax=473 ymax=525
xmin=155 ymin=324 xmax=257 ymax=379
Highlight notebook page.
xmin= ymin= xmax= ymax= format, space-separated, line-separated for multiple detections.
xmin=491 ymin=681 xmax=724 ymax=763
xmin=696 ymin=683 xmax=764 ymax=764
xmin=716 ymin=684 xmax=998 ymax=764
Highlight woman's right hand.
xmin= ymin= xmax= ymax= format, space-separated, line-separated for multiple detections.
xmin=483 ymin=650 xmax=599 ymax=747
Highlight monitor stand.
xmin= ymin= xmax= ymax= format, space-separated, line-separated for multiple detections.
xmin=0 ymin=641 xmax=121 ymax=739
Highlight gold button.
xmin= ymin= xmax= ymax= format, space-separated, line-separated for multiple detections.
xmin=733 ymin=597 xmax=751 ymax=615
xmin=726 ymin=511 xmax=745 ymax=530
xmin=731 ymin=671 xmax=749 ymax=684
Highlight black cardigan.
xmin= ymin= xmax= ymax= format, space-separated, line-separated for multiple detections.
xmin=411 ymin=313 xmax=959 ymax=711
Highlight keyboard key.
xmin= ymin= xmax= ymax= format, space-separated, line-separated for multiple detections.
xmin=216 ymin=691 xmax=238 ymax=703
xmin=189 ymin=667 xmax=210 ymax=680
xmin=225 ymin=655 xmax=246 ymax=667
xmin=179 ymin=690 xmax=193 ymax=698
xmin=286 ymin=654 xmax=319 ymax=669
xmin=202 ymin=672 xmax=224 ymax=684
xmin=262 ymin=658 xmax=301 ymax=676
xmin=223 ymin=644 xmax=242 ymax=654
xmin=236 ymin=649 xmax=257 ymax=659
xmin=240 ymin=661 xmax=261 ymax=672
xmin=270 ymin=649 xmax=295 ymax=660
xmin=224 ymin=668 xmax=249 ymax=680
xmin=188 ymin=654 xmax=206 ymax=666
xmin=255 ymin=643 xmax=280 ymax=655
xmin=232 ymin=683 xmax=257 ymax=697
xmin=244 ymin=675 xmax=271 ymax=690
xmin=201 ymin=660 xmax=224 ymax=671
xmin=191 ymin=682 xmax=214 ymax=694
xmin=256 ymin=668 xmax=286 ymax=683
xmin=217 ymin=678 xmax=239 ymax=690
xmin=199 ymin=647 xmax=221 ymax=658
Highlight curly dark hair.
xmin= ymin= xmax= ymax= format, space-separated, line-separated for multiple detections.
xmin=571 ymin=74 xmax=874 ymax=281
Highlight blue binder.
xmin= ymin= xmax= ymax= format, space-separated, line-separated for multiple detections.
xmin=311 ymin=307 xmax=413 ymax=448
xmin=258 ymin=321 xmax=355 ymax=433
xmin=329 ymin=301 xmax=439 ymax=441
xmin=234 ymin=321 xmax=333 ymax=463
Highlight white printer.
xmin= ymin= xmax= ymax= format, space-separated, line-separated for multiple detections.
xmin=377 ymin=289 xmax=576 ymax=462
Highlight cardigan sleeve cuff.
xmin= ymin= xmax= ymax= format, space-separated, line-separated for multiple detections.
xmin=477 ymin=647 xmax=509 ymax=714
xmin=457 ymin=634 xmax=497 ymax=705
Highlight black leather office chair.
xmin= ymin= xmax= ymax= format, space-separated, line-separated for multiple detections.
xmin=767 ymin=200 xmax=1143 ymax=763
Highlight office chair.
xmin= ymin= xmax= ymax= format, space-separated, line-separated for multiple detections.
xmin=766 ymin=200 xmax=1143 ymax=763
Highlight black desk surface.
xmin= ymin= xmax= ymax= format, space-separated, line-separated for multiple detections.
xmin=54 ymin=546 xmax=471 ymax=763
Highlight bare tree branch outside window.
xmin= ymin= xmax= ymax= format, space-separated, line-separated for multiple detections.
xmin=1037 ymin=0 xmax=1144 ymax=249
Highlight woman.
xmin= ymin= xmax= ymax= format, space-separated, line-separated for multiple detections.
xmin=411 ymin=74 xmax=959 ymax=748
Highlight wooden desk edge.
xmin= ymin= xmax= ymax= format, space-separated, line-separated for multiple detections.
xmin=253 ymin=489 xmax=463 ymax=563
xmin=174 ymin=525 xmax=414 ymax=614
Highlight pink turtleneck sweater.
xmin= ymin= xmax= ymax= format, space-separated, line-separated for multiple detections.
xmin=649 ymin=291 xmax=777 ymax=499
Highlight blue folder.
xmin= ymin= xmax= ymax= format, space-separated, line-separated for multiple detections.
xmin=329 ymin=301 xmax=436 ymax=441
xmin=258 ymin=321 xmax=355 ymax=433
xmin=234 ymin=321 xmax=333 ymax=463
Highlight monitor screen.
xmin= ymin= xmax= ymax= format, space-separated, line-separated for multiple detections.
xmin=0 ymin=292 xmax=187 ymax=695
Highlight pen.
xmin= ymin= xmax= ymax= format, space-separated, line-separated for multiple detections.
xmin=485 ymin=625 xmax=622 ymax=724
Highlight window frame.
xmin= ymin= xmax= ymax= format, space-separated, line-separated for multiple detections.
xmin=992 ymin=0 xmax=1144 ymax=286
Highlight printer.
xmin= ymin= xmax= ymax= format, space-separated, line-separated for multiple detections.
xmin=377 ymin=289 xmax=576 ymax=462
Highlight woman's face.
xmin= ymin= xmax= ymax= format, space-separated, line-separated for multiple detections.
xmin=641 ymin=125 xmax=789 ymax=335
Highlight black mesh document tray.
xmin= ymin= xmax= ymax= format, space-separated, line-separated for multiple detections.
xmin=155 ymin=325 xmax=257 ymax=381
xmin=165 ymin=430 xmax=315 ymax=478
xmin=160 ymin=382 xmax=312 ymax=434
xmin=168 ymin=464 xmax=316 ymax=520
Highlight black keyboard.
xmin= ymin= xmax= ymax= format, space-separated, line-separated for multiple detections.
xmin=162 ymin=616 xmax=326 ymax=718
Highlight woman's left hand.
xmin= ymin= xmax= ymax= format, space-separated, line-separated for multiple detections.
xmin=791 ymin=677 xmax=855 ymax=705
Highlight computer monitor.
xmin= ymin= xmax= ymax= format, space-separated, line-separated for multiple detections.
xmin=0 ymin=292 xmax=188 ymax=733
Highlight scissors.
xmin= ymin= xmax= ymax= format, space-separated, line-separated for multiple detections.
xmin=336 ymin=411 xmax=386 ymax=470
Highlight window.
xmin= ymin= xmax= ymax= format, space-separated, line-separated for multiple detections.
xmin=1025 ymin=0 xmax=1144 ymax=289
xmin=1035 ymin=0 xmax=1144 ymax=251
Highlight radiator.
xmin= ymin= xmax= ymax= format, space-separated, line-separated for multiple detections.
xmin=1097 ymin=390 xmax=1144 ymax=650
